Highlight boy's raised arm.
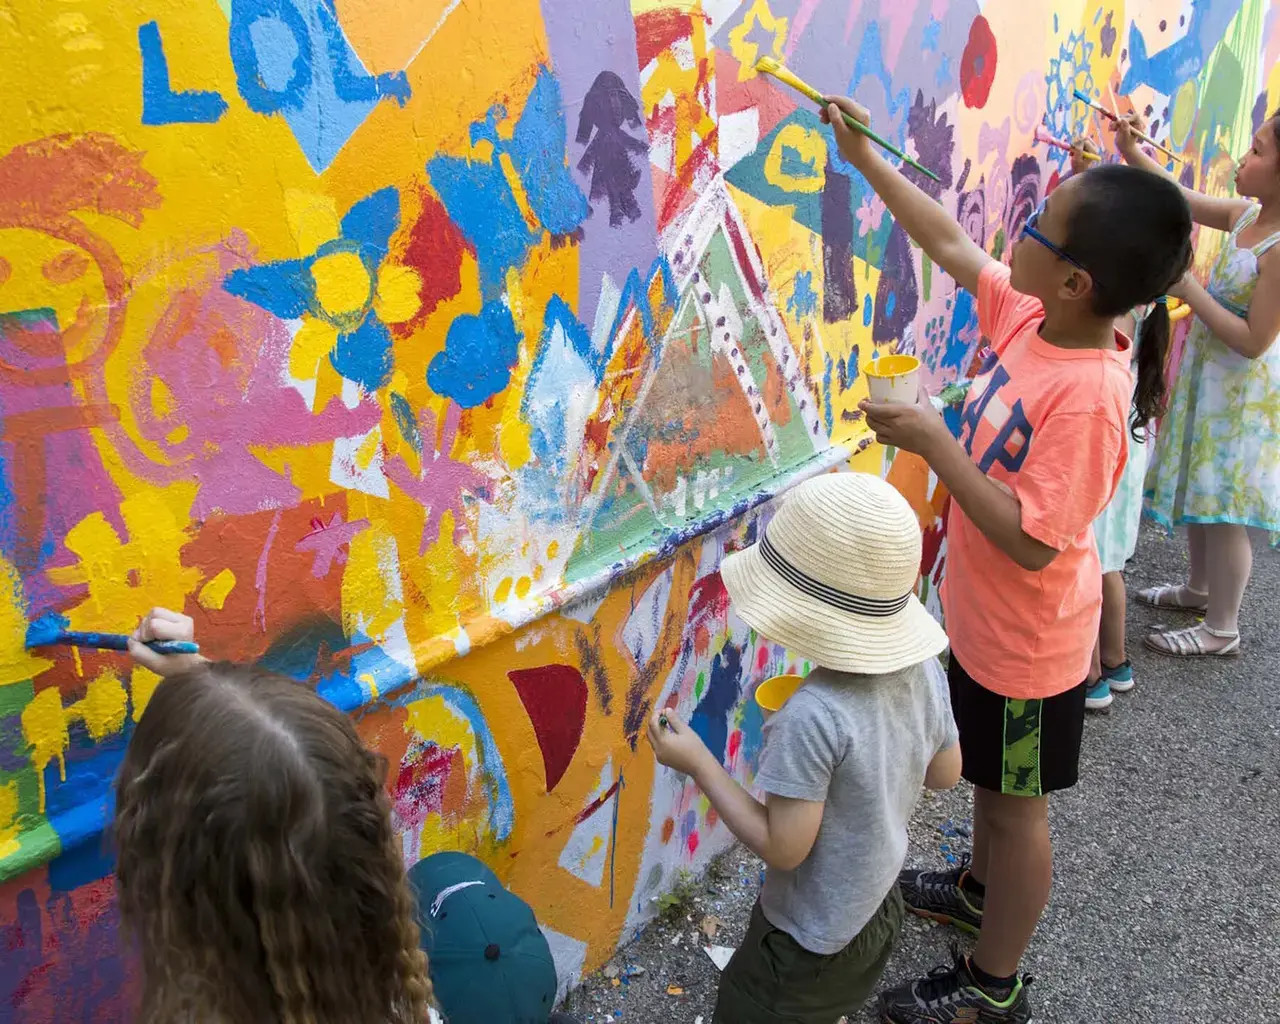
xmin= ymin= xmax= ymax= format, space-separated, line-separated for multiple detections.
xmin=822 ymin=96 xmax=992 ymax=296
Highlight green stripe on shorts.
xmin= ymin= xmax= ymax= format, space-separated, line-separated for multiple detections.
xmin=1001 ymin=698 xmax=1044 ymax=797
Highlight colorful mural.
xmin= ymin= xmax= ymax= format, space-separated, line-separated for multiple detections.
xmin=1 ymin=0 xmax=1277 ymax=1017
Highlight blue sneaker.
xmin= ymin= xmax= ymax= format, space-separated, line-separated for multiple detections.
xmin=1103 ymin=660 xmax=1134 ymax=693
xmin=1085 ymin=677 xmax=1113 ymax=711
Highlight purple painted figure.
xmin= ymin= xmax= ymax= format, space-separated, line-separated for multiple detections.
xmin=576 ymin=72 xmax=648 ymax=228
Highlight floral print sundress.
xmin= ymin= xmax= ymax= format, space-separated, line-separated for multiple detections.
xmin=1145 ymin=204 xmax=1280 ymax=541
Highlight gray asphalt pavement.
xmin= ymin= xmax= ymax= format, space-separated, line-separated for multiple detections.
xmin=564 ymin=524 xmax=1280 ymax=1023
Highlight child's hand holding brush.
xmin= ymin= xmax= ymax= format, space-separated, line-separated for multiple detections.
xmin=128 ymin=607 xmax=207 ymax=677
xmin=820 ymin=95 xmax=874 ymax=167
xmin=1111 ymin=112 xmax=1149 ymax=162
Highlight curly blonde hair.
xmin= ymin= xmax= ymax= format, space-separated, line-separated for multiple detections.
xmin=114 ymin=662 xmax=434 ymax=1023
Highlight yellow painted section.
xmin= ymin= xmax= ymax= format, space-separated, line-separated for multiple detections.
xmin=46 ymin=489 xmax=201 ymax=633
xmin=130 ymin=666 xmax=163 ymax=722
xmin=74 ymin=671 xmax=130 ymax=742
xmin=0 ymin=781 xmax=21 ymax=860
xmin=311 ymin=251 xmax=374 ymax=319
xmin=21 ymin=689 xmax=69 ymax=808
xmin=197 ymin=569 xmax=237 ymax=611
xmin=0 ymin=559 xmax=53 ymax=687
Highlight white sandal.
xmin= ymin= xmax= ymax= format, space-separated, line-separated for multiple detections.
xmin=1144 ymin=624 xmax=1241 ymax=658
xmin=1136 ymin=584 xmax=1209 ymax=611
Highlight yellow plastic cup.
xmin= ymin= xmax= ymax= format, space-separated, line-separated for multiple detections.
xmin=865 ymin=354 xmax=921 ymax=405
xmin=754 ymin=674 xmax=805 ymax=716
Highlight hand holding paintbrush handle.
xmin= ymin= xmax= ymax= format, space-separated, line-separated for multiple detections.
xmin=128 ymin=607 xmax=207 ymax=677
xmin=1112 ymin=112 xmax=1157 ymax=159
xmin=753 ymin=58 xmax=940 ymax=182
xmin=1075 ymin=90 xmax=1182 ymax=163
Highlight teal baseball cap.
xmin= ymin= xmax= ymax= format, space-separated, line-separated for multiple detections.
xmin=409 ymin=852 xmax=558 ymax=1024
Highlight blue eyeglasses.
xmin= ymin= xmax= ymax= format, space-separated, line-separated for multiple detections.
xmin=1021 ymin=201 xmax=1088 ymax=272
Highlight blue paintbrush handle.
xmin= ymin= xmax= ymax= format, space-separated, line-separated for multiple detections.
xmin=57 ymin=632 xmax=199 ymax=655
xmin=147 ymin=640 xmax=200 ymax=655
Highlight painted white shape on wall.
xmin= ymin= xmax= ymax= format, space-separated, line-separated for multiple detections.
xmin=719 ymin=107 xmax=760 ymax=170
xmin=541 ymin=925 xmax=590 ymax=1007
xmin=557 ymin=758 xmax=615 ymax=888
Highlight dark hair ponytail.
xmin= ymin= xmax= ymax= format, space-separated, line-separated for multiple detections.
xmin=1131 ymin=302 xmax=1175 ymax=441
xmin=1060 ymin=164 xmax=1194 ymax=441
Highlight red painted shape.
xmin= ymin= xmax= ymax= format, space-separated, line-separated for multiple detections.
xmin=960 ymin=16 xmax=998 ymax=109
xmin=714 ymin=52 xmax=797 ymax=141
xmin=396 ymin=186 xmax=468 ymax=334
xmin=686 ymin=831 xmax=700 ymax=856
xmin=509 ymin=664 xmax=589 ymax=792
xmin=688 ymin=571 xmax=730 ymax=627
xmin=634 ymin=8 xmax=708 ymax=68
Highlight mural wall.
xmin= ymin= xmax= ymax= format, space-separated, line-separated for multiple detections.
xmin=1 ymin=0 xmax=1276 ymax=1016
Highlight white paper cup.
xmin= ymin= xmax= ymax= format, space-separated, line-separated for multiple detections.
xmin=865 ymin=355 xmax=921 ymax=405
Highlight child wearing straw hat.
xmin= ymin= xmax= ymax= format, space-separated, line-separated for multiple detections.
xmin=647 ymin=472 xmax=959 ymax=1024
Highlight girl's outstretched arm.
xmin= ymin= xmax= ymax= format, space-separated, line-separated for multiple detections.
xmin=1114 ymin=115 xmax=1251 ymax=232
xmin=1171 ymin=256 xmax=1280 ymax=360
xmin=823 ymin=96 xmax=992 ymax=295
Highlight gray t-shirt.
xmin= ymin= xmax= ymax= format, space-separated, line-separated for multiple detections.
xmin=755 ymin=659 xmax=958 ymax=954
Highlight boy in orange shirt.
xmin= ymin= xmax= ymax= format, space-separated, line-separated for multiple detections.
xmin=820 ymin=98 xmax=1192 ymax=1023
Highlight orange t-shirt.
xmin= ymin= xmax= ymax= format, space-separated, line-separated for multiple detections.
xmin=942 ymin=264 xmax=1132 ymax=699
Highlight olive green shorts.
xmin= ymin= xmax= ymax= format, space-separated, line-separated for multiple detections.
xmin=712 ymin=887 xmax=903 ymax=1024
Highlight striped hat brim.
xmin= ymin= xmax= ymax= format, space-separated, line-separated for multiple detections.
xmin=720 ymin=539 xmax=948 ymax=676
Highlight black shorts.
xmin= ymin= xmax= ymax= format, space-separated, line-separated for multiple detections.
xmin=948 ymin=656 xmax=1085 ymax=797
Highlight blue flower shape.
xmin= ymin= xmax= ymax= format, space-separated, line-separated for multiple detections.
xmin=224 ymin=186 xmax=420 ymax=392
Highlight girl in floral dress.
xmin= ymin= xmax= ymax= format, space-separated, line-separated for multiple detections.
xmin=1117 ymin=114 xmax=1280 ymax=657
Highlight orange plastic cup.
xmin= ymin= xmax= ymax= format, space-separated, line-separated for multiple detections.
xmin=754 ymin=674 xmax=805 ymax=716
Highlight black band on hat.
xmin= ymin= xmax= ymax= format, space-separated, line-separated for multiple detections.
xmin=759 ymin=531 xmax=911 ymax=618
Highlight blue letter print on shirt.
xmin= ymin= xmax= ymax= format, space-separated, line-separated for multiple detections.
xmin=959 ymin=364 xmax=1034 ymax=474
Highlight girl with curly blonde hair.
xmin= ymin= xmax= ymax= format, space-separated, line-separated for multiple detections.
xmin=116 ymin=608 xmax=436 ymax=1024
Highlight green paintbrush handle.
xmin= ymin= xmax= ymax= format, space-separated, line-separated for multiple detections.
xmin=831 ymin=106 xmax=941 ymax=183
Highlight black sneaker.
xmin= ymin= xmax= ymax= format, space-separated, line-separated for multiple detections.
xmin=878 ymin=946 xmax=1035 ymax=1023
xmin=898 ymin=855 xmax=984 ymax=935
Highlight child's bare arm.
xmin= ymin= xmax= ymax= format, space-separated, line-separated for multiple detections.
xmin=823 ymin=96 xmax=991 ymax=295
xmin=1173 ymin=255 xmax=1280 ymax=360
xmin=861 ymin=394 xmax=1059 ymax=571
xmin=924 ymin=743 xmax=962 ymax=790
xmin=700 ymin=765 xmax=824 ymax=872
xmin=646 ymin=710 xmax=824 ymax=871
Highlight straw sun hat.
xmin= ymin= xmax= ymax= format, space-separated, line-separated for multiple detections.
xmin=720 ymin=472 xmax=948 ymax=675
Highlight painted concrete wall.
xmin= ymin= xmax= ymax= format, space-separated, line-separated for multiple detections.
xmin=0 ymin=0 xmax=1274 ymax=1017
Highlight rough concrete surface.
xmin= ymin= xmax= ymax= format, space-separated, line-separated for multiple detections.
xmin=563 ymin=526 xmax=1280 ymax=1023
